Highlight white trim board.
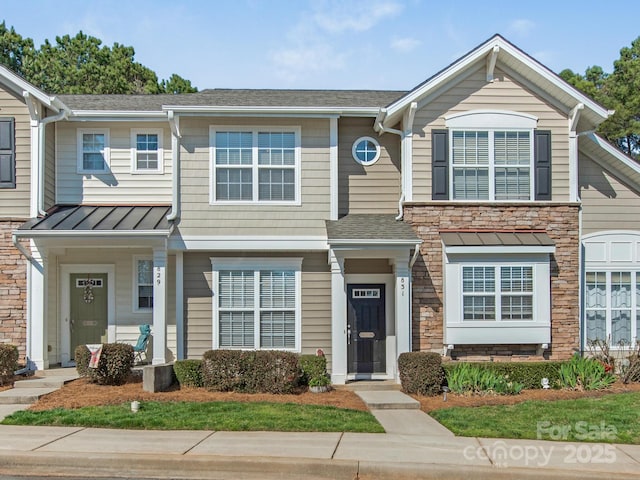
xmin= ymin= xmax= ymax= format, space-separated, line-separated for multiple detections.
xmin=59 ymin=264 xmax=116 ymax=366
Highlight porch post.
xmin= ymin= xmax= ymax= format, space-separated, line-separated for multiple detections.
xmin=152 ymin=247 xmax=167 ymax=365
xmin=28 ymin=242 xmax=47 ymax=370
xmin=330 ymin=250 xmax=347 ymax=384
xmin=393 ymin=255 xmax=411 ymax=380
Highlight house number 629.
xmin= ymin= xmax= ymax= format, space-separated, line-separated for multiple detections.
xmin=155 ymin=268 xmax=162 ymax=286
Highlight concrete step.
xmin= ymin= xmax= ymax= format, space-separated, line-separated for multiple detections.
xmin=0 ymin=387 xmax=58 ymax=404
xmin=33 ymin=368 xmax=78 ymax=377
xmin=13 ymin=376 xmax=77 ymax=389
xmin=336 ymin=381 xmax=401 ymax=392
xmin=355 ymin=390 xmax=420 ymax=410
xmin=0 ymin=404 xmax=30 ymax=421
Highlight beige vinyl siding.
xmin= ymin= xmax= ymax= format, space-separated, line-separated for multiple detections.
xmin=44 ymin=121 xmax=55 ymax=210
xmin=338 ymin=117 xmax=401 ymax=215
xmin=412 ymin=65 xmax=569 ymax=201
xmin=345 ymin=258 xmax=393 ymax=274
xmin=0 ymin=86 xmax=30 ymax=218
xmin=55 ymin=121 xmax=172 ymax=204
xmin=46 ymin=248 xmax=177 ymax=364
xmin=183 ymin=251 xmax=332 ymax=365
xmin=179 ymin=117 xmax=330 ymax=236
xmin=580 ymin=154 xmax=640 ymax=234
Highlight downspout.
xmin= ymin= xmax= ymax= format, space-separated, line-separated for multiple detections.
xmin=38 ymin=109 xmax=69 ymax=216
xmin=167 ymin=110 xmax=181 ymax=221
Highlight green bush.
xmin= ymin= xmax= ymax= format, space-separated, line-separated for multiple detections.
xmin=299 ymin=354 xmax=330 ymax=387
xmin=442 ymin=361 xmax=564 ymax=390
xmin=558 ymin=354 xmax=616 ymax=391
xmin=77 ymin=343 xmax=134 ymax=385
xmin=397 ymin=352 xmax=444 ymax=396
xmin=74 ymin=345 xmax=91 ymax=377
xmin=202 ymin=350 xmax=301 ymax=394
xmin=173 ymin=359 xmax=203 ymax=388
xmin=445 ymin=362 xmax=524 ymax=395
xmin=0 ymin=343 xmax=18 ymax=385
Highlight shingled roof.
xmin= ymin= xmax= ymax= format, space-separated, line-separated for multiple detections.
xmin=326 ymin=214 xmax=420 ymax=244
xmin=58 ymin=89 xmax=407 ymax=112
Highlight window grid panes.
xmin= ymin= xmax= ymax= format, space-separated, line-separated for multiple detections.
xmin=353 ymin=138 xmax=380 ymax=165
xmin=217 ymin=269 xmax=296 ymax=349
xmin=462 ymin=265 xmax=534 ymax=322
xmin=214 ymin=130 xmax=297 ymax=202
xmin=82 ymin=133 xmax=106 ymax=171
xmin=136 ymin=133 xmax=159 ymax=170
xmin=137 ymin=259 xmax=153 ymax=309
xmin=451 ymin=130 xmax=531 ymax=201
xmin=585 ymin=271 xmax=639 ymax=347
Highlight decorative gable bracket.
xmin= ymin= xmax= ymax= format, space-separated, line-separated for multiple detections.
xmin=486 ymin=45 xmax=500 ymax=82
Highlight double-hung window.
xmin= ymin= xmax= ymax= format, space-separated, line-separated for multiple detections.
xmin=462 ymin=265 xmax=533 ymax=321
xmin=210 ymin=127 xmax=300 ymax=204
xmin=451 ymin=130 xmax=532 ymax=200
xmin=131 ymin=129 xmax=163 ymax=173
xmin=77 ymin=129 xmax=109 ymax=174
xmin=134 ymin=257 xmax=153 ymax=311
xmin=212 ymin=258 xmax=301 ymax=351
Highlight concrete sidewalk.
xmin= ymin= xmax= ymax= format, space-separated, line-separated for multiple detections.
xmin=0 ymin=425 xmax=638 ymax=479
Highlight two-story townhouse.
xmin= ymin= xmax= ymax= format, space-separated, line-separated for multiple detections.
xmin=0 ymin=65 xmax=68 ymax=366
xmin=12 ymin=35 xmax=640 ymax=383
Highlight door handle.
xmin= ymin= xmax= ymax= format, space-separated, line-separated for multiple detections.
xmin=347 ymin=324 xmax=351 ymax=345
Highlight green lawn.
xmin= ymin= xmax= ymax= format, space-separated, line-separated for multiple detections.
xmin=1 ymin=401 xmax=384 ymax=433
xmin=430 ymin=392 xmax=640 ymax=444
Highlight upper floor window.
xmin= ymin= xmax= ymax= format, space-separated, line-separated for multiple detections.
xmin=77 ymin=129 xmax=109 ymax=174
xmin=131 ymin=129 xmax=163 ymax=174
xmin=451 ymin=130 xmax=532 ymax=200
xmin=210 ymin=127 xmax=300 ymax=204
xmin=0 ymin=117 xmax=15 ymax=189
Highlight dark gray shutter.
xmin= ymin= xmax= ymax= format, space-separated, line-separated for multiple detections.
xmin=432 ymin=129 xmax=449 ymax=200
xmin=0 ymin=118 xmax=15 ymax=188
xmin=534 ymin=130 xmax=551 ymax=201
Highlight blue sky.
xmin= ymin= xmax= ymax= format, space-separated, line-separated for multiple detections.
xmin=2 ymin=0 xmax=639 ymax=91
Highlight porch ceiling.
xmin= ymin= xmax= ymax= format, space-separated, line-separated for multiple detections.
xmin=326 ymin=214 xmax=420 ymax=245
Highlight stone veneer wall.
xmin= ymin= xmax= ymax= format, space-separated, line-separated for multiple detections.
xmin=404 ymin=203 xmax=580 ymax=362
xmin=0 ymin=220 xmax=27 ymax=362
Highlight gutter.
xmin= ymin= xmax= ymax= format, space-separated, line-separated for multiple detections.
xmin=37 ymin=109 xmax=70 ymax=216
xmin=166 ymin=110 xmax=181 ymax=222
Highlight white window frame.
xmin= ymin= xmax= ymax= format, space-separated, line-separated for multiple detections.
xmin=133 ymin=256 xmax=153 ymax=312
xmin=131 ymin=128 xmax=164 ymax=174
xmin=352 ymin=136 xmax=381 ymax=166
xmin=209 ymin=126 xmax=302 ymax=205
xmin=210 ymin=257 xmax=302 ymax=351
xmin=445 ymin=110 xmax=538 ymax=202
xmin=77 ymin=128 xmax=110 ymax=174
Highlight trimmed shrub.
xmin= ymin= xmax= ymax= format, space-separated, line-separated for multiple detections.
xmin=74 ymin=345 xmax=91 ymax=377
xmin=0 ymin=344 xmax=18 ymax=385
xmin=445 ymin=362 xmax=524 ymax=395
xmin=299 ymin=355 xmax=328 ymax=385
xmin=202 ymin=350 xmax=301 ymax=394
xmin=79 ymin=343 xmax=134 ymax=385
xmin=173 ymin=359 xmax=203 ymax=388
xmin=443 ymin=361 xmax=564 ymax=390
xmin=558 ymin=354 xmax=616 ymax=391
xmin=398 ymin=352 xmax=444 ymax=396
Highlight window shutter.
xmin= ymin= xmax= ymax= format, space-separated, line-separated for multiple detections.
xmin=0 ymin=118 xmax=15 ymax=188
xmin=534 ymin=130 xmax=551 ymax=201
xmin=432 ymin=129 xmax=449 ymax=200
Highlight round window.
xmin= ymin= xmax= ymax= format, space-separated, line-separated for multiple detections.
xmin=352 ymin=136 xmax=381 ymax=166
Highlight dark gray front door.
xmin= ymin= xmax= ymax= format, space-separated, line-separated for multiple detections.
xmin=347 ymin=284 xmax=386 ymax=374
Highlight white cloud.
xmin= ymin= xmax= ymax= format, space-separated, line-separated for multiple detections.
xmin=313 ymin=0 xmax=403 ymax=33
xmin=270 ymin=44 xmax=347 ymax=83
xmin=507 ymin=19 xmax=536 ymax=37
xmin=391 ymin=37 xmax=421 ymax=53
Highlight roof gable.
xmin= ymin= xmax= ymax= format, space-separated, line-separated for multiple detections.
xmin=0 ymin=64 xmax=63 ymax=111
xmin=379 ymin=34 xmax=611 ymax=131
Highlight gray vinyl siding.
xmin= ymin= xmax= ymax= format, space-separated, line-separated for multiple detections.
xmin=338 ymin=117 xmax=401 ymax=215
xmin=179 ymin=117 xmax=330 ymax=236
xmin=183 ymin=251 xmax=332 ymax=365
xmin=0 ymin=86 xmax=30 ymax=218
xmin=55 ymin=121 xmax=172 ymax=205
xmin=46 ymin=248 xmax=177 ymax=364
xmin=412 ymin=65 xmax=570 ymax=201
xmin=580 ymin=154 xmax=640 ymax=234
xmin=44 ymin=121 xmax=55 ymax=210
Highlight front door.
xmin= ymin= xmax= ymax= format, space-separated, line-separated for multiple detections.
xmin=70 ymin=273 xmax=108 ymax=354
xmin=347 ymin=284 xmax=386 ymax=374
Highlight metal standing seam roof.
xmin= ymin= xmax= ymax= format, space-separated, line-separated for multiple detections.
xmin=440 ymin=231 xmax=555 ymax=247
xmin=326 ymin=214 xmax=421 ymax=243
xmin=18 ymin=205 xmax=172 ymax=233
xmin=57 ymin=89 xmax=408 ymax=112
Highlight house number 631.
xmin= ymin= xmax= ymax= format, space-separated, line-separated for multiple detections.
xmin=400 ymin=277 xmax=405 ymax=296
